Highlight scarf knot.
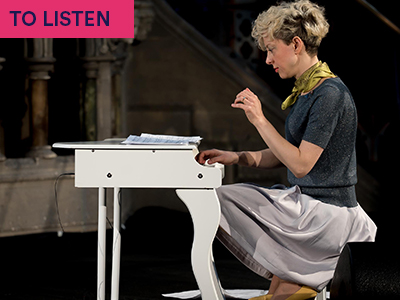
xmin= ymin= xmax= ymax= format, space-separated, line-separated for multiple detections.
xmin=281 ymin=61 xmax=336 ymax=110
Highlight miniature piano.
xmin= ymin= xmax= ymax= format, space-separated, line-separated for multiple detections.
xmin=52 ymin=139 xmax=226 ymax=300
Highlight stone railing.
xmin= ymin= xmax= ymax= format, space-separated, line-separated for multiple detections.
xmin=0 ymin=0 xmax=155 ymax=237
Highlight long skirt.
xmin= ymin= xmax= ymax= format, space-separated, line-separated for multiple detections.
xmin=216 ymin=183 xmax=377 ymax=291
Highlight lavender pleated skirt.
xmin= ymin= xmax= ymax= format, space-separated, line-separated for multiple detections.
xmin=216 ymin=183 xmax=377 ymax=291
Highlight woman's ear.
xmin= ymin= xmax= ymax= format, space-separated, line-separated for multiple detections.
xmin=292 ymin=36 xmax=304 ymax=54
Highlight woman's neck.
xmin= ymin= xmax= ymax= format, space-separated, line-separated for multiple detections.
xmin=295 ymin=56 xmax=319 ymax=79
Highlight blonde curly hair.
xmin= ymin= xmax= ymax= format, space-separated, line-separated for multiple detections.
xmin=251 ymin=0 xmax=329 ymax=55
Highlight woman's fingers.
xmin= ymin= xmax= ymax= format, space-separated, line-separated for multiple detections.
xmin=195 ymin=149 xmax=220 ymax=164
xmin=195 ymin=150 xmax=210 ymax=164
xmin=196 ymin=150 xmax=238 ymax=165
xmin=235 ymin=88 xmax=257 ymax=105
xmin=233 ymin=88 xmax=265 ymax=125
xmin=231 ymin=101 xmax=245 ymax=109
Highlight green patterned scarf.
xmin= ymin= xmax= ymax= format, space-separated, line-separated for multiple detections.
xmin=281 ymin=61 xmax=336 ymax=110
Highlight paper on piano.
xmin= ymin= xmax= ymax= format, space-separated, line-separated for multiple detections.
xmin=121 ymin=133 xmax=202 ymax=145
xmin=162 ymin=289 xmax=269 ymax=299
xmin=162 ymin=289 xmax=329 ymax=299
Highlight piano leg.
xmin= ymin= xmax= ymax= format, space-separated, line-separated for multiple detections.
xmin=98 ymin=187 xmax=107 ymax=300
xmin=111 ymin=188 xmax=122 ymax=300
xmin=176 ymin=189 xmax=225 ymax=300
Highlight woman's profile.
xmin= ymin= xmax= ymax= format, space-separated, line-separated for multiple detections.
xmin=196 ymin=1 xmax=377 ymax=299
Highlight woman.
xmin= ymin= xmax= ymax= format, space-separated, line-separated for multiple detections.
xmin=196 ymin=1 xmax=377 ymax=299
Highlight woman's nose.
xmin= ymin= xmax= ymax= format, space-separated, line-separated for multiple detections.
xmin=265 ymin=53 xmax=273 ymax=65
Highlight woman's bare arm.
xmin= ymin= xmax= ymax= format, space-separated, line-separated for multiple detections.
xmin=236 ymin=148 xmax=283 ymax=169
xmin=233 ymin=88 xmax=323 ymax=178
xmin=196 ymin=148 xmax=283 ymax=169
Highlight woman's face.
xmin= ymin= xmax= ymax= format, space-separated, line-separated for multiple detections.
xmin=263 ymin=36 xmax=298 ymax=79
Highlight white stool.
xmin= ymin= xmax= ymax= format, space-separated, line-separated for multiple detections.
xmin=315 ymin=287 xmax=327 ymax=300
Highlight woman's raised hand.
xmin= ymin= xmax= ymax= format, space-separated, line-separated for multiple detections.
xmin=196 ymin=149 xmax=239 ymax=166
xmin=232 ymin=88 xmax=266 ymax=126
xmin=195 ymin=89 xmax=266 ymax=168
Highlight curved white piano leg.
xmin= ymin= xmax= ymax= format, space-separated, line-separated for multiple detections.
xmin=176 ymin=189 xmax=225 ymax=300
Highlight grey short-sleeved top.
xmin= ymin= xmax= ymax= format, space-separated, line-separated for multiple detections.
xmin=285 ymin=77 xmax=358 ymax=207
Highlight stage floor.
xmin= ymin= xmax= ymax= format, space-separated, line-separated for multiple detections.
xmin=0 ymin=207 xmax=270 ymax=300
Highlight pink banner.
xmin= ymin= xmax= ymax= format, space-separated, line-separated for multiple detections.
xmin=0 ymin=0 xmax=134 ymax=38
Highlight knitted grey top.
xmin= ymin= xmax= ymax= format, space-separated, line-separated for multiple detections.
xmin=285 ymin=77 xmax=358 ymax=207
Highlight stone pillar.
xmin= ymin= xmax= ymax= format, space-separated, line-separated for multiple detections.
xmin=134 ymin=1 xmax=155 ymax=42
xmin=0 ymin=57 xmax=6 ymax=162
xmin=77 ymin=1 xmax=155 ymax=141
xmin=110 ymin=39 xmax=134 ymax=137
xmin=25 ymin=38 xmax=57 ymax=158
xmin=80 ymin=39 xmax=135 ymax=141
xmin=111 ymin=60 xmax=122 ymax=137
xmin=80 ymin=55 xmax=98 ymax=141
xmin=96 ymin=57 xmax=114 ymax=140
xmin=79 ymin=39 xmax=115 ymax=141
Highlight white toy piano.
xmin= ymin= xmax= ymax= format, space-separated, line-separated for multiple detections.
xmin=53 ymin=139 xmax=225 ymax=300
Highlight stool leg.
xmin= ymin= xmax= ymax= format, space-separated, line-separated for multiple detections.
xmin=315 ymin=287 xmax=326 ymax=300
xmin=176 ymin=189 xmax=225 ymax=300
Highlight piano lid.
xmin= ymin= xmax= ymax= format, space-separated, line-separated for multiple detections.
xmin=52 ymin=140 xmax=198 ymax=150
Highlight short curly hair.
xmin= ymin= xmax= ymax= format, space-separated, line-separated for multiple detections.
xmin=251 ymin=0 xmax=329 ymax=56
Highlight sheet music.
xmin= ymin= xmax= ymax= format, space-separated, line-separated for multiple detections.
xmin=162 ymin=289 xmax=270 ymax=299
xmin=121 ymin=133 xmax=202 ymax=145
